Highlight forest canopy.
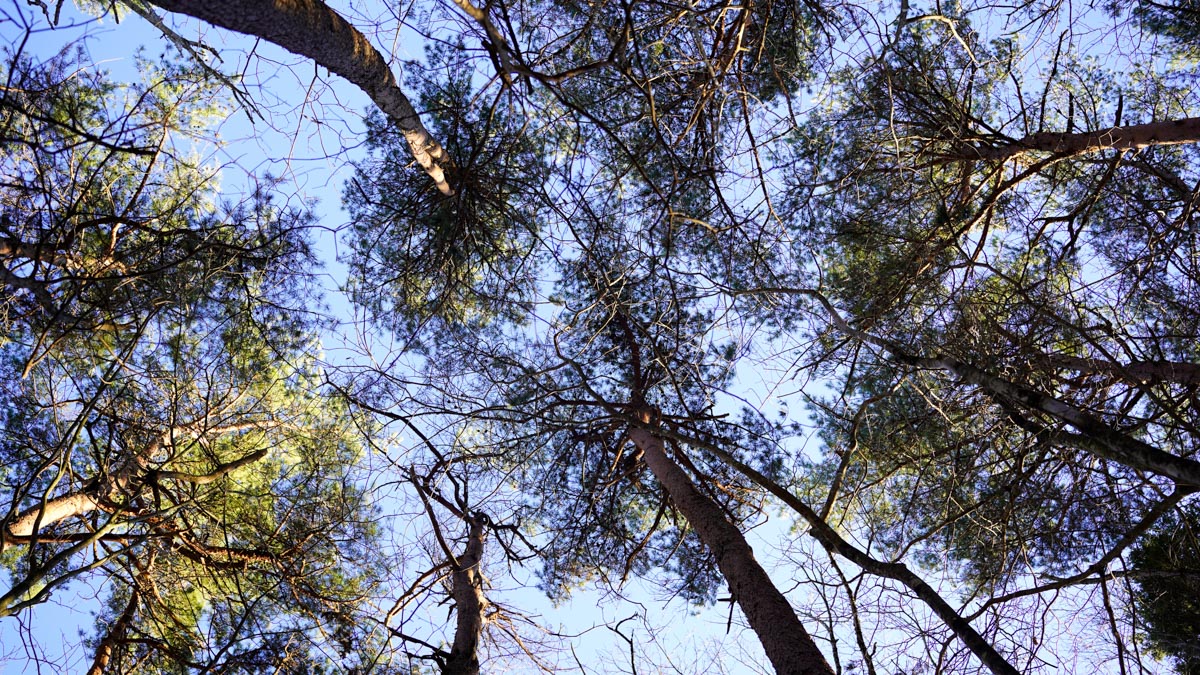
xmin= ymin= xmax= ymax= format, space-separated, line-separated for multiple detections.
xmin=3 ymin=0 xmax=1200 ymax=673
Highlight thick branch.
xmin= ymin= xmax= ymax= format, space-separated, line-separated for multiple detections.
xmin=792 ymin=287 xmax=1200 ymax=487
xmin=1 ymin=491 xmax=100 ymax=552
xmin=142 ymin=0 xmax=455 ymax=194
xmin=662 ymin=428 xmax=1021 ymax=675
xmin=913 ymin=355 xmax=1200 ymax=487
xmin=1046 ymin=354 xmax=1200 ymax=387
xmin=960 ymin=117 xmax=1200 ymax=161
xmin=2 ymin=423 xmax=277 ymax=552
xmin=0 ymin=237 xmax=76 ymax=265
xmin=174 ymin=534 xmax=280 ymax=566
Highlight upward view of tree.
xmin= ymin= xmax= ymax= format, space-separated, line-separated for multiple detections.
xmin=1 ymin=31 xmax=378 ymax=672
xmin=4 ymin=0 xmax=1200 ymax=673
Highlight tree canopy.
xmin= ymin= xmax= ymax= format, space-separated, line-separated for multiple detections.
xmin=4 ymin=0 xmax=1200 ymax=673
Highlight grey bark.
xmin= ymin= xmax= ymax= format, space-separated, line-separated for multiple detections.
xmin=629 ymin=428 xmax=834 ymax=675
xmin=142 ymin=0 xmax=455 ymax=194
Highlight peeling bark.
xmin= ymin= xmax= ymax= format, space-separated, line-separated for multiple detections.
xmin=629 ymin=428 xmax=833 ymax=675
xmin=143 ymin=0 xmax=455 ymax=194
xmin=443 ymin=513 xmax=489 ymax=675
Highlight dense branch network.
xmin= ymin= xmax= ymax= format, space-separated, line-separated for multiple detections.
xmin=5 ymin=0 xmax=1200 ymax=673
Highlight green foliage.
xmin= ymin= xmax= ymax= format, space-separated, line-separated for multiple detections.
xmin=1 ymin=39 xmax=376 ymax=673
xmin=344 ymin=44 xmax=549 ymax=339
xmin=15 ymin=0 xmax=1200 ymax=671
xmin=742 ymin=0 xmax=822 ymax=101
xmin=779 ymin=24 xmax=1003 ymax=325
xmin=1130 ymin=505 xmax=1200 ymax=674
xmin=0 ymin=43 xmax=316 ymax=361
xmin=1130 ymin=0 xmax=1200 ymax=59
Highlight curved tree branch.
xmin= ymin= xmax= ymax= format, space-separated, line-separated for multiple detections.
xmin=141 ymin=0 xmax=456 ymax=194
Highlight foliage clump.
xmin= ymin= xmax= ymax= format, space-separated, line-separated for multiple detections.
xmin=344 ymin=45 xmax=549 ymax=340
xmin=1130 ymin=506 xmax=1200 ymax=675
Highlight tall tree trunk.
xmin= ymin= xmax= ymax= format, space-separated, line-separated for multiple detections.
xmin=628 ymin=428 xmax=834 ymax=675
xmin=670 ymin=428 xmax=1022 ymax=675
xmin=443 ymin=513 xmax=489 ymax=675
xmin=143 ymin=0 xmax=455 ymax=195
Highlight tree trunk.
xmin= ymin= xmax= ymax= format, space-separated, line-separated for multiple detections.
xmin=674 ymin=429 xmax=1022 ymax=675
xmin=629 ymin=428 xmax=834 ymax=675
xmin=959 ymin=117 xmax=1200 ymax=161
xmin=144 ymin=0 xmax=455 ymax=195
xmin=443 ymin=513 xmax=489 ymax=675
xmin=87 ymin=582 xmax=140 ymax=675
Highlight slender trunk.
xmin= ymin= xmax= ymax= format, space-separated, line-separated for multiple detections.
xmin=629 ymin=428 xmax=833 ymax=675
xmin=957 ymin=117 xmax=1200 ymax=161
xmin=796 ymin=288 xmax=1200 ymax=488
xmin=87 ymin=583 xmax=139 ymax=675
xmin=443 ymin=513 xmax=489 ymax=675
xmin=144 ymin=0 xmax=454 ymax=194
